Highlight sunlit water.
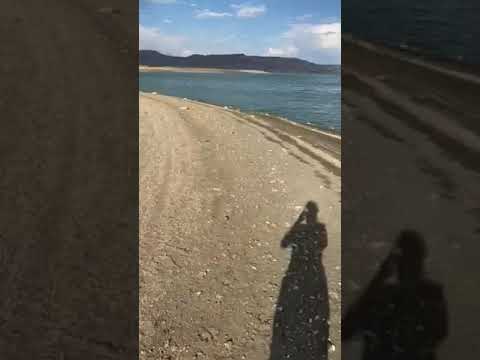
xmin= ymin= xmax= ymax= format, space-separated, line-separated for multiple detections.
xmin=139 ymin=70 xmax=341 ymax=132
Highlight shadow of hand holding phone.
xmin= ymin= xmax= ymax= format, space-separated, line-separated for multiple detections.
xmin=342 ymin=230 xmax=448 ymax=360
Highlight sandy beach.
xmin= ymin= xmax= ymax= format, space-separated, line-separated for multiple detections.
xmin=140 ymin=93 xmax=341 ymax=359
xmin=139 ymin=65 xmax=270 ymax=74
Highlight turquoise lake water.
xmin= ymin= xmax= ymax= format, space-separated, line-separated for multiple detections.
xmin=139 ymin=70 xmax=341 ymax=132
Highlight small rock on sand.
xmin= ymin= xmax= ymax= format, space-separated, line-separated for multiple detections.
xmin=328 ymin=340 xmax=336 ymax=353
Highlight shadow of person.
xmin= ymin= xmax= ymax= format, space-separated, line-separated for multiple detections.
xmin=342 ymin=230 xmax=448 ymax=360
xmin=270 ymin=201 xmax=330 ymax=360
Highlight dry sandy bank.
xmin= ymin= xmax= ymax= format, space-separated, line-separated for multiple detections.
xmin=140 ymin=93 xmax=341 ymax=360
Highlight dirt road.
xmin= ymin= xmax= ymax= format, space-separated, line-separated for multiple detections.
xmin=140 ymin=94 xmax=341 ymax=359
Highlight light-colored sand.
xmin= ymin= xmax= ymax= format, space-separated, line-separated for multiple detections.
xmin=140 ymin=93 xmax=341 ymax=360
xmin=139 ymin=65 xmax=270 ymax=74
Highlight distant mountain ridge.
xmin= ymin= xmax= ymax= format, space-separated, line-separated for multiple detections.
xmin=139 ymin=50 xmax=338 ymax=74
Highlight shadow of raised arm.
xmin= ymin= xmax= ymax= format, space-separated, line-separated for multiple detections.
xmin=281 ymin=210 xmax=306 ymax=248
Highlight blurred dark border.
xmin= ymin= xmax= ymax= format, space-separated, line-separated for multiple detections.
xmin=342 ymin=2 xmax=480 ymax=359
xmin=0 ymin=1 xmax=138 ymax=358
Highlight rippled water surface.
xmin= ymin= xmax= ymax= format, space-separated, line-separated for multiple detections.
xmin=139 ymin=70 xmax=341 ymax=132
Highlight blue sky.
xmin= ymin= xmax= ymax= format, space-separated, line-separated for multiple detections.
xmin=139 ymin=0 xmax=341 ymax=64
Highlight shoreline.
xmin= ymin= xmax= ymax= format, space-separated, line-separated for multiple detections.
xmin=140 ymin=91 xmax=341 ymax=173
xmin=139 ymin=90 xmax=341 ymax=139
xmin=139 ymin=65 xmax=270 ymax=74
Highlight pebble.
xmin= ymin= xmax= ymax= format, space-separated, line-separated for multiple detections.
xmin=329 ymin=291 xmax=339 ymax=301
xmin=208 ymin=328 xmax=220 ymax=337
xmin=199 ymin=331 xmax=211 ymax=342
xmin=224 ymin=338 xmax=234 ymax=350
xmin=328 ymin=340 xmax=336 ymax=353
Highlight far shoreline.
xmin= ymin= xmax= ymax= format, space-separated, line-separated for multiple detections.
xmin=139 ymin=65 xmax=270 ymax=74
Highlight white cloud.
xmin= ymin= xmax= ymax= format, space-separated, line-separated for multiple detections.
xmin=147 ymin=0 xmax=177 ymax=4
xmin=182 ymin=49 xmax=194 ymax=56
xmin=265 ymin=22 xmax=341 ymax=63
xmin=139 ymin=24 xmax=250 ymax=57
xmin=284 ymin=22 xmax=341 ymax=50
xmin=163 ymin=18 xmax=173 ymax=24
xmin=194 ymin=4 xmax=266 ymax=20
xmin=139 ymin=25 xmax=188 ymax=55
xmin=231 ymin=4 xmax=266 ymax=18
xmin=266 ymin=46 xmax=298 ymax=57
xmin=195 ymin=9 xmax=233 ymax=19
